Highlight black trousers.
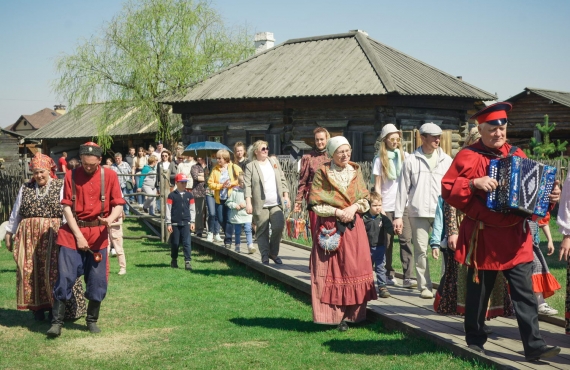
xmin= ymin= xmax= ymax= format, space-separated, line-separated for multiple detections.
xmin=465 ymin=262 xmax=545 ymax=355
xmin=170 ymin=223 xmax=191 ymax=262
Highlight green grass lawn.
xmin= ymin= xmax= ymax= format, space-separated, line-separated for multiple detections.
xmin=0 ymin=219 xmax=492 ymax=369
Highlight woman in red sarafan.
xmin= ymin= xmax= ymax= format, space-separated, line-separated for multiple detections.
xmin=309 ymin=136 xmax=376 ymax=331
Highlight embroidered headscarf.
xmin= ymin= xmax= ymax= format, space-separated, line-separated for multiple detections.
xmin=30 ymin=152 xmax=57 ymax=178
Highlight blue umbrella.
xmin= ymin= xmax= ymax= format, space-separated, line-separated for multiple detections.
xmin=182 ymin=141 xmax=233 ymax=157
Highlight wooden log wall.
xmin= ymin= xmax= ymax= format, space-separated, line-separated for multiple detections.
xmin=182 ymin=102 xmax=469 ymax=161
xmin=0 ymin=132 xmax=20 ymax=167
xmin=508 ymin=93 xmax=570 ymax=141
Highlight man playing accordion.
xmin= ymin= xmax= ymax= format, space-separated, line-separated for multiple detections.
xmin=442 ymin=102 xmax=561 ymax=362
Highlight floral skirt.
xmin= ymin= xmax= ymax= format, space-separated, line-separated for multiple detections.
xmin=434 ymin=249 xmax=514 ymax=318
xmin=13 ymin=217 xmax=86 ymax=318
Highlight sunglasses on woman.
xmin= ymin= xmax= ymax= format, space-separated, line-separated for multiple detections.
xmin=387 ymin=137 xmax=401 ymax=143
xmin=259 ymin=147 xmax=269 ymax=152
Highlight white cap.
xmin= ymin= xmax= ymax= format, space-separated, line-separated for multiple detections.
xmin=326 ymin=136 xmax=351 ymax=157
xmin=419 ymin=122 xmax=442 ymax=135
xmin=380 ymin=123 xmax=400 ymax=141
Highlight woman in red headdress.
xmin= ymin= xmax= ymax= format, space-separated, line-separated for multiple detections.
xmin=3 ymin=153 xmax=86 ymax=321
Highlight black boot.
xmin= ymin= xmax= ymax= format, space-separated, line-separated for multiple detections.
xmin=46 ymin=300 xmax=66 ymax=337
xmin=86 ymin=300 xmax=102 ymax=333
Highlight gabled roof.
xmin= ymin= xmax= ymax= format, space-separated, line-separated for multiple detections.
xmin=163 ymin=31 xmax=496 ymax=104
xmin=4 ymin=108 xmax=61 ymax=133
xmin=20 ymin=108 xmax=61 ymax=130
xmin=507 ymin=87 xmax=570 ymax=108
xmin=27 ymin=104 xmax=153 ymax=140
xmin=26 ymin=103 xmax=180 ymax=140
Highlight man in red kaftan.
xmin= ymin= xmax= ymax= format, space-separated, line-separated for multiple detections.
xmin=442 ymin=102 xmax=561 ymax=362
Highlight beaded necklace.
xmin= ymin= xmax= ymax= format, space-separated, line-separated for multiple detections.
xmin=35 ymin=179 xmax=52 ymax=199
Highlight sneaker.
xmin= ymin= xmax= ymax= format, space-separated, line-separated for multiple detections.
xmin=118 ymin=268 xmax=127 ymax=275
xmin=206 ymin=232 xmax=213 ymax=242
xmin=170 ymin=260 xmax=178 ymax=269
xmin=214 ymin=234 xmax=223 ymax=242
xmin=538 ymin=303 xmax=558 ymax=316
xmin=235 ymin=245 xmax=241 ymax=253
xmin=420 ymin=288 xmax=433 ymax=299
xmin=247 ymin=244 xmax=257 ymax=254
xmin=110 ymin=248 xmax=117 ymax=257
xmin=378 ymin=287 xmax=391 ymax=298
xmin=224 ymin=244 xmax=231 ymax=249
xmin=185 ymin=261 xmax=192 ymax=271
xmin=386 ymin=276 xmax=395 ymax=286
xmin=403 ymin=279 xmax=417 ymax=289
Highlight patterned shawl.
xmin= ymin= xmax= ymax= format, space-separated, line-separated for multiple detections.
xmin=309 ymin=162 xmax=369 ymax=209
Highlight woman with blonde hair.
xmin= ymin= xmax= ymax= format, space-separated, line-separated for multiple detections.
xmin=208 ymin=149 xmax=242 ymax=248
xmin=372 ymin=124 xmax=414 ymax=288
xmin=245 ymin=140 xmax=290 ymax=264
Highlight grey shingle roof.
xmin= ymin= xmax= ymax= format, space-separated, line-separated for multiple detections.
xmin=26 ymin=104 xmax=161 ymax=140
xmin=525 ymin=87 xmax=570 ymax=108
xmin=163 ymin=31 xmax=495 ymax=103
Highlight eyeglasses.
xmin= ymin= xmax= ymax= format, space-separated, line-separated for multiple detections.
xmin=259 ymin=147 xmax=269 ymax=152
xmin=387 ymin=137 xmax=401 ymax=143
xmin=336 ymin=149 xmax=352 ymax=156
xmin=161 ymin=154 xmax=168 ymax=157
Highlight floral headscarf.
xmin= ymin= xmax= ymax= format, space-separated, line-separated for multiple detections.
xmin=30 ymin=152 xmax=57 ymax=179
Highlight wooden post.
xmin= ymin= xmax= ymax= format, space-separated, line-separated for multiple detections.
xmin=160 ymin=171 xmax=169 ymax=243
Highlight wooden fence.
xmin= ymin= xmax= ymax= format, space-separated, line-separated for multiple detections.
xmin=0 ymin=166 xmax=26 ymax=223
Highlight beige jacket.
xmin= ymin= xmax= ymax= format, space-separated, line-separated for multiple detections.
xmin=244 ymin=157 xmax=289 ymax=216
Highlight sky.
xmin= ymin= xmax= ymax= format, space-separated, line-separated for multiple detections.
xmin=1 ymin=0 xmax=569 ymax=128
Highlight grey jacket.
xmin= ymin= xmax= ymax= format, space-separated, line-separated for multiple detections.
xmin=244 ymin=157 xmax=289 ymax=217
xmin=395 ymin=147 xmax=452 ymax=218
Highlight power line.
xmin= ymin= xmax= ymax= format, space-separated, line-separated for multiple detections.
xmin=0 ymin=98 xmax=61 ymax=102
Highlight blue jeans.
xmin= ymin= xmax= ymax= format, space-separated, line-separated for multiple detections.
xmin=215 ymin=200 xmax=234 ymax=245
xmin=122 ymin=186 xmax=133 ymax=214
xmin=206 ymin=194 xmax=220 ymax=234
xmin=233 ymin=222 xmax=252 ymax=246
xmin=371 ymin=245 xmax=387 ymax=287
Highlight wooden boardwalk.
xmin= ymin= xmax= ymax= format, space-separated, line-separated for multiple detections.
xmin=191 ymin=236 xmax=570 ymax=370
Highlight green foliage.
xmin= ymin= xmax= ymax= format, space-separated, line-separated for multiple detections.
xmin=53 ymin=0 xmax=255 ymax=149
xmin=526 ymin=114 xmax=568 ymax=159
xmin=0 ymin=220 xmax=489 ymax=369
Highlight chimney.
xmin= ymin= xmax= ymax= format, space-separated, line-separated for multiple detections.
xmin=54 ymin=104 xmax=67 ymax=115
xmin=349 ymin=29 xmax=369 ymax=36
xmin=254 ymin=32 xmax=275 ymax=54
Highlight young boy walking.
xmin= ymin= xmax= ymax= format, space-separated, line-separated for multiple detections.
xmin=166 ymin=174 xmax=196 ymax=270
xmin=226 ymin=173 xmax=255 ymax=254
xmin=363 ymin=192 xmax=394 ymax=298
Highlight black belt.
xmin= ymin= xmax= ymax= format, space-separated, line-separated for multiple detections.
xmin=77 ymin=219 xmax=102 ymax=227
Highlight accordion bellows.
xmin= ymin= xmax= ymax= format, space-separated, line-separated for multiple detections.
xmin=487 ymin=157 xmax=556 ymax=217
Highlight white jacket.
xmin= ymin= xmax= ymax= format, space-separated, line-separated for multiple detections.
xmin=395 ymin=147 xmax=452 ymax=218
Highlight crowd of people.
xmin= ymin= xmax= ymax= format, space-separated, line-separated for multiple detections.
xmin=3 ymin=104 xmax=570 ymax=363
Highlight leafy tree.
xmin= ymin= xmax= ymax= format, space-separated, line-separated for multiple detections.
xmin=524 ymin=114 xmax=568 ymax=159
xmin=53 ymin=0 xmax=254 ymax=149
